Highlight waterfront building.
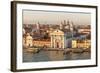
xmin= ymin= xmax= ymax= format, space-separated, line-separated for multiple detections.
xmin=72 ymin=39 xmax=91 ymax=49
xmin=78 ymin=26 xmax=91 ymax=35
xmin=50 ymin=20 xmax=75 ymax=49
xmin=50 ymin=29 xmax=72 ymax=49
xmin=25 ymin=33 xmax=33 ymax=47
xmin=72 ymin=40 xmax=77 ymax=48
xmin=33 ymin=40 xmax=51 ymax=48
xmin=50 ymin=29 xmax=65 ymax=48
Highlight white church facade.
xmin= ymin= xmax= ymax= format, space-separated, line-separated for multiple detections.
xmin=50 ymin=29 xmax=72 ymax=49
xmin=50 ymin=20 xmax=74 ymax=49
xmin=25 ymin=33 xmax=33 ymax=47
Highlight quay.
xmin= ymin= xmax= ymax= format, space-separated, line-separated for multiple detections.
xmin=26 ymin=47 xmax=90 ymax=54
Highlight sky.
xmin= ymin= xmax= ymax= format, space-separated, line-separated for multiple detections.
xmin=23 ymin=10 xmax=91 ymax=25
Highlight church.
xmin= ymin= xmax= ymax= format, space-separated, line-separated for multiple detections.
xmin=50 ymin=20 xmax=74 ymax=49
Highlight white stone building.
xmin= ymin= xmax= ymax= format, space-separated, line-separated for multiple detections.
xmin=25 ymin=33 xmax=33 ymax=47
xmin=50 ymin=29 xmax=72 ymax=49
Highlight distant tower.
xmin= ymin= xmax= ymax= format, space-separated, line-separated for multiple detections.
xmin=64 ymin=20 xmax=66 ymax=25
xmin=36 ymin=22 xmax=41 ymax=34
xmin=67 ymin=20 xmax=70 ymax=26
xmin=65 ymin=20 xmax=70 ymax=30
xmin=70 ymin=21 xmax=74 ymax=38
xmin=70 ymin=21 xmax=74 ymax=32
xmin=37 ymin=22 xmax=40 ymax=30
xmin=59 ymin=22 xmax=63 ymax=29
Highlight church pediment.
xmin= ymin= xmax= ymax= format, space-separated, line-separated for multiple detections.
xmin=50 ymin=29 xmax=64 ymax=36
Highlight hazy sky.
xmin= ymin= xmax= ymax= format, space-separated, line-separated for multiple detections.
xmin=23 ymin=10 xmax=91 ymax=25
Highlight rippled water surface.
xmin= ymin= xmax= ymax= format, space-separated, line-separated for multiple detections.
xmin=23 ymin=49 xmax=91 ymax=62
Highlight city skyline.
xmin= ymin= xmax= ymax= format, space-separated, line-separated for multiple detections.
xmin=23 ymin=10 xmax=91 ymax=63
xmin=23 ymin=10 xmax=91 ymax=25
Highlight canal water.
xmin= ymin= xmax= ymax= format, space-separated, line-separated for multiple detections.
xmin=23 ymin=49 xmax=91 ymax=62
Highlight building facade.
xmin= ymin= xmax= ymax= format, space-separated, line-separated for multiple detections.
xmin=25 ymin=33 xmax=33 ymax=47
xmin=50 ymin=29 xmax=68 ymax=49
xmin=72 ymin=39 xmax=91 ymax=49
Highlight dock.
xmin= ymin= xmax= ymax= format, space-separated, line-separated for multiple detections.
xmin=26 ymin=47 xmax=90 ymax=54
xmin=42 ymin=48 xmax=90 ymax=53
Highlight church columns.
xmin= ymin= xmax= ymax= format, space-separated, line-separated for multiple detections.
xmin=53 ymin=35 xmax=56 ymax=48
xmin=51 ymin=35 xmax=65 ymax=49
xmin=64 ymin=35 xmax=67 ymax=48
xmin=51 ymin=35 xmax=55 ymax=48
xmin=51 ymin=35 xmax=53 ymax=48
xmin=50 ymin=29 xmax=65 ymax=49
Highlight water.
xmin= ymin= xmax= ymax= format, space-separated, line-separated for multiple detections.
xmin=23 ymin=49 xmax=91 ymax=62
